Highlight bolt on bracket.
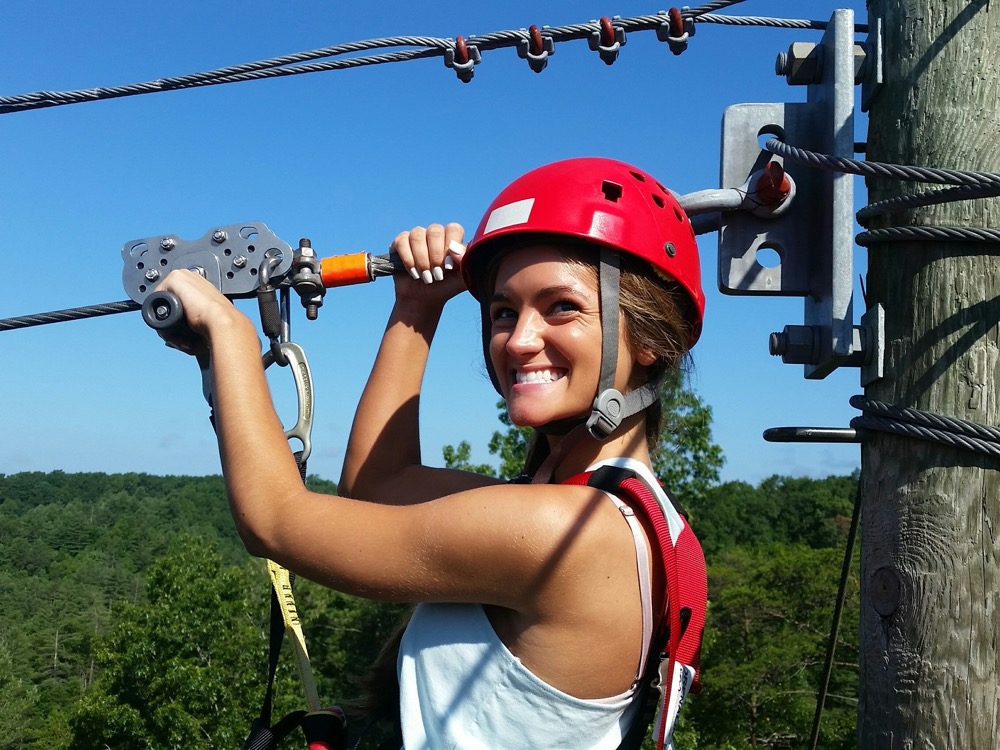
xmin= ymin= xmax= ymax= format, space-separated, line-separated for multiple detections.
xmin=718 ymin=8 xmax=859 ymax=380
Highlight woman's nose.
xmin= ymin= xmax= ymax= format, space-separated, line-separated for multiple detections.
xmin=507 ymin=311 xmax=543 ymax=356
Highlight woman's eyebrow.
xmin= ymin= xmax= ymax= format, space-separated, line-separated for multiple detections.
xmin=490 ymin=283 xmax=584 ymax=304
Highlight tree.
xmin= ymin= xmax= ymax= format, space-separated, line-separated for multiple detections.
xmin=67 ymin=536 xmax=290 ymax=750
xmin=652 ymin=374 xmax=725 ymax=506
xmin=487 ymin=400 xmax=534 ymax=480
xmin=0 ymin=635 xmax=39 ymax=750
xmin=689 ymin=545 xmax=858 ymax=750
xmin=441 ymin=440 xmax=497 ymax=477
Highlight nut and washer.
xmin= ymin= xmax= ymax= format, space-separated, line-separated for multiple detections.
xmin=212 ymin=230 xmax=228 ymax=244
xmin=233 ymin=255 xmax=248 ymax=269
xmin=769 ymin=325 xmax=820 ymax=364
xmin=144 ymin=268 xmax=161 ymax=282
xmin=775 ymin=42 xmax=823 ymax=85
xmin=160 ymin=237 xmax=175 ymax=251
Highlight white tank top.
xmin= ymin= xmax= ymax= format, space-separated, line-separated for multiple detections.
xmin=397 ymin=459 xmax=658 ymax=750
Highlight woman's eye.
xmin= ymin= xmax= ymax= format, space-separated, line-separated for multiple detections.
xmin=490 ymin=306 xmax=515 ymax=323
xmin=550 ymin=300 xmax=579 ymax=315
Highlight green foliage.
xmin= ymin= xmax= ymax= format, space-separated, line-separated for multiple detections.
xmin=441 ymin=440 xmax=497 ymax=477
xmin=0 ymin=462 xmax=861 ymax=750
xmin=691 ymin=544 xmax=859 ymax=750
xmin=687 ymin=472 xmax=858 ymax=557
xmin=487 ymin=400 xmax=534 ymax=480
xmin=652 ymin=375 xmax=725 ymax=507
xmin=0 ymin=472 xmax=247 ymax=747
xmin=67 ymin=535 xmax=274 ymax=749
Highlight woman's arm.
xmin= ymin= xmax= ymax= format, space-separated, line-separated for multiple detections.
xmin=151 ymin=271 xmax=635 ymax=631
xmin=339 ymin=222 xmax=502 ymax=503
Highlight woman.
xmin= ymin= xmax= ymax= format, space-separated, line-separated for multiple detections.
xmin=158 ymin=157 xmax=705 ymax=749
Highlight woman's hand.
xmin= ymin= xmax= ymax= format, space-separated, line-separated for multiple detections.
xmin=390 ymin=222 xmax=467 ymax=310
xmin=154 ymin=269 xmax=257 ymax=358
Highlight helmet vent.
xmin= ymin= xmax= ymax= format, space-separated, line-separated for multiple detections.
xmin=601 ymin=180 xmax=624 ymax=203
xmin=652 ymin=194 xmax=665 ymax=208
xmin=628 ymin=170 xmax=646 ymax=182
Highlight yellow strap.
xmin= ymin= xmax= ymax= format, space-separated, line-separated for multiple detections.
xmin=267 ymin=559 xmax=322 ymax=712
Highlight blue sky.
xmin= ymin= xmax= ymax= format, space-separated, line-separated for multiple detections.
xmin=0 ymin=1 xmax=869 ymax=486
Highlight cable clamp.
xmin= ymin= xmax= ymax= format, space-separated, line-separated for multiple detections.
xmin=588 ymin=16 xmax=626 ymax=65
xmin=291 ymin=238 xmax=325 ymax=321
xmin=655 ymin=8 xmax=695 ymax=56
xmin=517 ymin=25 xmax=555 ymax=73
xmin=444 ymin=35 xmax=481 ymax=82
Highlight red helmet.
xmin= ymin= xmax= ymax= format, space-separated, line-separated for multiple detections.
xmin=464 ymin=157 xmax=704 ymax=344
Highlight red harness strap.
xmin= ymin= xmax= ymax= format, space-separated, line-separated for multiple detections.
xmin=563 ymin=464 xmax=707 ymax=750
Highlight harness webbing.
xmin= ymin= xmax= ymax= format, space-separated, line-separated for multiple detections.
xmin=564 ymin=463 xmax=707 ymax=750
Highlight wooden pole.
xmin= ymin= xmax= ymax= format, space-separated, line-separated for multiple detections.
xmin=859 ymin=1 xmax=1000 ymax=747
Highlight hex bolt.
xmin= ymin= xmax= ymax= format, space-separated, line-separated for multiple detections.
xmin=297 ymin=237 xmax=315 ymax=259
xmin=775 ymin=42 xmax=823 ymax=85
xmin=233 ymin=255 xmax=248 ymax=269
xmin=160 ymin=237 xmax=175 ymax=251
xmin=769 ymin=325 xmax=820 ymax=364
xmin=144 ymin=268 xmax=161 ymax=282
xmin=212 ymin=230 xmax=228 ymax=244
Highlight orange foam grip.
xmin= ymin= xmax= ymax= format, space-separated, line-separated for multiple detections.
xmin=320 ymin=253 xmax=372 ymax=288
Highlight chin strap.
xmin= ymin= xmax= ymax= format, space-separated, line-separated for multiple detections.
xmin=585 ymin=249 xmax=660 ymax=441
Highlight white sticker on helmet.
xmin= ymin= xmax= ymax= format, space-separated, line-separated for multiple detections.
xmin=483 ymin=198 xmax=535 ymax=235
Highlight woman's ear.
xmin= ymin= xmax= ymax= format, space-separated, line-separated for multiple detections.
xmin=636 ymin=347 xmax=657 ymax=367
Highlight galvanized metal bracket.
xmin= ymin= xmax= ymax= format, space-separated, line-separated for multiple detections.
xmin=718 ymin=8 xmax=862 ymax=380
xmin=861 ymin=16 xmax=883 ymax=113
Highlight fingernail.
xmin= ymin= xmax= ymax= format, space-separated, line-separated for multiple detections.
xmin=421 ymin=269 xmax=433 ymax=284
xmin=443 ymin=256 xmax=454 ymax=271
xmin=432 ymin=267 xmax=444 ymax=281
xmin=448 ymin=240 xmax=466 ymax=257
xmin=409 ymin=267 xmax=420 ymax=280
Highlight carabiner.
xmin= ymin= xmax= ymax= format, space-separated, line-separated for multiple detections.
xmin=262 ymin=341 xmax=314 ymax=464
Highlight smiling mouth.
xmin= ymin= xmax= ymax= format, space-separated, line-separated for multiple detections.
xmin=514 ymin=368 xmax=566 ymax=385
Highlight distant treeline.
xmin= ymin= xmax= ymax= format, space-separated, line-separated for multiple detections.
xmin=0 ymin=470 xmax=859 ymax=749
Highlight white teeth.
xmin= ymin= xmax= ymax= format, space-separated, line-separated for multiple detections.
xmin=515 ymin=369 xmax=564 ymax=385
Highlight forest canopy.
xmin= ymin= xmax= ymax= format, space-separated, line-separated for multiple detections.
xmin=0 ymin=468 xmax=858 ymax=749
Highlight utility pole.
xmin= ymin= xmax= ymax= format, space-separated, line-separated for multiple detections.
xmin=859 ymin=1 xmax=1000 ymax=747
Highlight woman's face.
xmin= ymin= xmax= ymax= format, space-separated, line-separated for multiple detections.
xmin=487 ymin=244 xmax=639 ymax=429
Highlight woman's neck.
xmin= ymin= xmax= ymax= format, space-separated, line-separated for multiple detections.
xmin=545 ymin=413 xmax=651 ymax=483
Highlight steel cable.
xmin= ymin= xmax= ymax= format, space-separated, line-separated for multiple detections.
xmin=0 ymin=300 xmax=140 ymax=331
xmin=0 ymin=3 xmax=845 ymax=115
xmin=850 ymin=395 xmax=1000 ymax=458
xmin=857 ymin=184 xmax=1000 ymax=224
xmin=857 ymin=225 xmax=1000 ymax=246
xmin=766 ymin=138 xmax=1000 ymax=190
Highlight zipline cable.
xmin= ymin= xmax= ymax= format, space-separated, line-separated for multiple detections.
xmin=0 ymin=2 xmax=868 ymax=115
xmin=0 ymin=300 xmax=139 ymax=331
